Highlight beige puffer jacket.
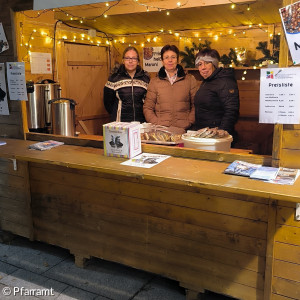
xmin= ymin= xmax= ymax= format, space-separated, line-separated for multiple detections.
xmin=143 ymin=65 xmax=198 ymax=133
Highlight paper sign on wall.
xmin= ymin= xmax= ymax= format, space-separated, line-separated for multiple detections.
xmin=6 ymin=62 xmax=28 ymax=101
xmin=280 ymin=1 xmax=300 ymax=65
xmin=30 ymin=52 xmax=52 ymax=74
xmin=33 ymin=0 xmax=113 ymax=10
xmin=259 ymin=68 xmax=300 ymax=124
xmin=143 ymin=47 xmax=162 ymax=72
xmin=0 ymin=63 xmax=9 ymax=115
xmin=0 ymin=23 xmax=9 ymax=54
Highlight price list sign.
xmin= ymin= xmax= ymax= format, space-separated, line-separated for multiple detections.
xmin=259 ymin=68 xmax=300 ymax=124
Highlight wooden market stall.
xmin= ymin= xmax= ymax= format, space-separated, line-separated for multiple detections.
xmin=0 ymin=1 xmax=300 ymax=300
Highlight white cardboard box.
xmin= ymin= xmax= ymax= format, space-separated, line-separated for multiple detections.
xmin=103 ymin=122 xmax=141 ymax=158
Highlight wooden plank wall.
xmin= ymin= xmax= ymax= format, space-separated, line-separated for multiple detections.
xmin=236 ymin=80 xmax=274 ymax=155
xmin=0 ymin=1 xmax=32 ymax=139
xmin=272 ymin=200 xmax=300 ymax=299
xmin=29 ymin=162 xmax=269 ymax=300
xmin=0 ymin=157 xmax=33 ymax=238
xmin=277 ymin=124 xmax=300 ymax=169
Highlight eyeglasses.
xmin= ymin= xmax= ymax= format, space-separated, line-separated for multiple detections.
xmin=163 ymin=56 xmax=177 ymax=61
xmin=197 ymin=61 xmax=212 ymax=68
xmin=123 ymin=57 xmax=139 ymax=62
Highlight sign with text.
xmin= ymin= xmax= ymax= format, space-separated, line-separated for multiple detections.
xmin=143 ymin=47 xmax=162 ymax=72
xmin=0 ymin=23 xmax=9 ymax=54
xmin=30 ymin=52 xmax=52 ymax=74
xmin=6 ymin=62 xmax=28 ymax=101
xmin=280 ymin=1 xmax=300 ymax=65
xmin=0 ymin=63 xmax=9 ymax=115
xmin=259 ymin=68 xmax=300 ymax=124
xmin=33 ymin=0 xmax=112 ymax=10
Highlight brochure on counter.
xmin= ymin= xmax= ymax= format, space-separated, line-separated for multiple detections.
xmin=28 ymin=140 xmax=64 ymax=151
xmin=224 ymin=160 xmax=300 ymax=185
xmin=121 ymin=153 xmax=170 ymax=168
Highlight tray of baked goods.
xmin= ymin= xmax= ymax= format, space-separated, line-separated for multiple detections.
xmin=140 ymin=124 xmax=182 ymax=145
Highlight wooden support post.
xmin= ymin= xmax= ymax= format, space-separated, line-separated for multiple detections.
xmin=181 ymin=282 xmax=205 ymax=300
xmin=73 ymin=253 xmax=90 ymax=268
xmin=185 ymin=289 xmax=202 ymax=300
xmin=263 ymin=199 xmax=277 ymax=300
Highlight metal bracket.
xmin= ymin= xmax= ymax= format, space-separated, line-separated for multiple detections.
xmin=296 ymin=203 xmax=300 ymax=221
xmin=9 ymin=158 xmax=17 ymax=171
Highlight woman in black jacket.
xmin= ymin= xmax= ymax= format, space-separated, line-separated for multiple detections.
xmin=193 ymin=48 xmax=240 ymax=143
xmin=104 ymin=47 xmax=150 ymax=123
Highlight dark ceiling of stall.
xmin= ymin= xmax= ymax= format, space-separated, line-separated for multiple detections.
xmin=54 ymin=0 xmax=283 ymax=36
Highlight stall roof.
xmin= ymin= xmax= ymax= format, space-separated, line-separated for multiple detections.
xmin=53 ymin=0 xmax=283 ymax=36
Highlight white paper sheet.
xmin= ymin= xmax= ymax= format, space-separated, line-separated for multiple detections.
xmin=30 ymin=52 xmax=52 ymax=74
xmin=121 ymin=153 xmax=170 ymax=168
xmin=6 ymin=62 xmax=28 ymax=101
xmin=259 ymin=68 xmax=300 ymax=124
xmin=280 ymin=1 xmax=300 ymax=65
xmin=0 ymin=63 xmax=9 ymax=115
xmin=0 ymin=23 xmax=9 ymax=54
xmin=143 ymin=47 xmax=163 ymax=72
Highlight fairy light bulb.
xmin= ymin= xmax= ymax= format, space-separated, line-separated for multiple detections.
xmin=105 ymin=2 xmax=109 ymax=6
xmin=166 ymin=11 xmax=170 ymax=15
xmin=177 ymin=2 xmax=181 ymax=7
xmin=231 ymin=3 xmax=235 ymax=9
xmin=106 ymin=40 xmax=109 ymax=45
xmin=141 ymin=43 xmax=144 ymax=47
xmin=104 ymin=14 xmax=108 ymax=18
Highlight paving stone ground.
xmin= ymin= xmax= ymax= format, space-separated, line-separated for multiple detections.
xmin=0 ymin=235 xmax=234 ymax=300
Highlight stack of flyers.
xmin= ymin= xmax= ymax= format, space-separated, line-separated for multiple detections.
xmin=270 ymin=167 xmax=300 ymax=185
xmin=28 ymin=140 xmax=64 ymax=151
xmin=249 ymin=166 xmax=279 ymax=181
xmin=224 ymin=160 xmax=261 ymax=177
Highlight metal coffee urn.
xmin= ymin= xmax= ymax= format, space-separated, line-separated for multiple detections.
xmin=26 ymin=81 xmax=46 ymax=132
xmin=39 ymin=79 xmax=61 ymax=127
xmin=49 ymin=98 xmax=77 ymax=137
xmin=26 ymin=80 xmax=61 ymax=133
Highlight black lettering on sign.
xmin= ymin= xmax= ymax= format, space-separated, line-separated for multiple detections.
xmin=294 ymin=42 xmax=300 ymax=50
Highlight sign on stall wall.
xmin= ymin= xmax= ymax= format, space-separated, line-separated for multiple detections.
xmin=0 ymin=63 xmax=9 ymax=115
xmin=0 ymin=23 xmax=9 ymax=54
xmin=6 ymin=62 xmax=28 ymax=101
xmin=33 ymin=0 xmax=113 ymax=10
xmin=259 ymin=68 xmax=300 ymax=124
xmin=280 ymin=1 xmax=300 ymax=65
xmin=30 ymin=52 xmax=52 ymax=74
xmin=143 ymin=47 xmax=162 ymax=72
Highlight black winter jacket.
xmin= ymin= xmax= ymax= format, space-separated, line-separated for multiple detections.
xmin=104 ymin=65 xmax=150 ymax=123
xmin=193 ymin=67 xmax=239 ymax=138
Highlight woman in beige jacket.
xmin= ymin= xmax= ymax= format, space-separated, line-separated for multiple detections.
xmin=143 ymin=44 xmax=198 ymax=134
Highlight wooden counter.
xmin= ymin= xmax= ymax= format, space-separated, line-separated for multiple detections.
xmin=0 ymin=138 xmax=299 ymax=300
